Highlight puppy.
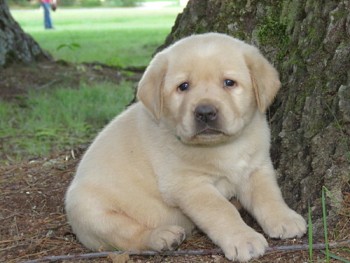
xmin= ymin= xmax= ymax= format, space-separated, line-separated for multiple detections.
xmin=65 ymin=33 xmax=306 ymax=262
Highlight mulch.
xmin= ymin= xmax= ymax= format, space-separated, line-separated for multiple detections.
xmin=1 ymin=149 xmax=349 ymax=262
xmin=0 ymin=150 xmax=86 ymax=262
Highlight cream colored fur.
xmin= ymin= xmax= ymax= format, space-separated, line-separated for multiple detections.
xmin=65 ymin=33 xmax=306 ymax=262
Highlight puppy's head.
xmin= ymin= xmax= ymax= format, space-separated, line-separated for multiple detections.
xmin=137 ymin=33 xmax=280 ymax=145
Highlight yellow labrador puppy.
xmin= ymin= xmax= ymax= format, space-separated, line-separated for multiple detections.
xmin=65 ymin=33 xmax=306 ymax=262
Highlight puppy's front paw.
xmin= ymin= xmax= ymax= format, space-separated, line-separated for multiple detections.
xmin=222 ymin=230 xmax=268 ymax=262
xmin=147 ymin=225 xmax=186 ymax=252
xmin=262 ymin=209 xmax=307 ymax=239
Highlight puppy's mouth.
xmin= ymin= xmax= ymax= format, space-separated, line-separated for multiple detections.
xmin=177 ymin=127 xmax=229 ymax=145
xmin=195 ymin=127 xmax=225 ymax=136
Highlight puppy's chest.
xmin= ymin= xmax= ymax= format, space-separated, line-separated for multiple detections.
xmin=213 ymin=156 xmax=254 ymax=193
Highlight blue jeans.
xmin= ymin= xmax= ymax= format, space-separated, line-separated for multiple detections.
xmin=42 ymin=2 xmax=53 ymax=29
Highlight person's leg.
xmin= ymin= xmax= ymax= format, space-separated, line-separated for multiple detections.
xmin=42 ymin=3 xmax=53 ymax=29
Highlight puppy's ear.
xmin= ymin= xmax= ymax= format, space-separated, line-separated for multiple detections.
xmin=244 ymin=46 xmax=281 ymax=112
xmin=137 ymin=53 xmax=167 ymax=121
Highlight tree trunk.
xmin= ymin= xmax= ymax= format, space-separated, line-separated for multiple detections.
xmin=162 ymin=0 xmax=350 ymax=232
xmin=0 ymin=0 xmax=51 ymax=67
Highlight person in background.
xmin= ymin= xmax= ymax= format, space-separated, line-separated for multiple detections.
xmin=41 ymin=0 xmax=57 ymax=29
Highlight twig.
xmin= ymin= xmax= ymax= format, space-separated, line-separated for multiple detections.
xmin=1 ymin=212 xmax=23 ymax=221
xmin=21 ymin=239 xmax=350 ymax=263
xmin=36 ymin=79 xmax=61 ymax=90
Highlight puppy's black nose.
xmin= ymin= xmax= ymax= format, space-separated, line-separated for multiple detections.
xmin=194 ymin=104 xmax=218 ymax=123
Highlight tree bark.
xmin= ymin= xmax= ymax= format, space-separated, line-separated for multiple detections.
xmin=161 ymin=0 xmax=350 ymax=231
xmin=0 ymin=0 xmax=51 ymax=67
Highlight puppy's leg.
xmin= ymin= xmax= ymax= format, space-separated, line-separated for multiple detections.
xmin=69 ymin=206 xmax=187 ymax=252
xmin=171 ymin=181 xmax=268 ymax=262
xmin=237 ymin=165 xmax=307 ymax=239
xmin=66 ymin=186 xmax=192 ymax=253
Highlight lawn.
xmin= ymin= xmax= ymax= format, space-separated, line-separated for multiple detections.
xmin=11 ymin=7 xmax=182 ymax=67
xmin=0 ymin=81 xmax=135 ymax=161
xmin=1 ymin=7 xmax=181 ymax=161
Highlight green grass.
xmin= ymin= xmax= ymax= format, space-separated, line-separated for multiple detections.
xmin=308 ymin=203 xmax=313 ymax=262
xmin=322 ymin=186 xmax=330 ymax=263
xmin=1 ymin=7 xmax=180 ymax=161
xmin=10 ymin=8 xmax=181 ymax=67
xmin=0 ymin=82 xmax=134 ymax=162
xmin=307 ymin=186 xmax=349 ymax=263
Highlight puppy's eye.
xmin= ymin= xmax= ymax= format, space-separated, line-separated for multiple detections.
xmin=178 ymin=82 xmax=190 ymax=92
xmin=224 ymin=79 xmax=236 ymax=88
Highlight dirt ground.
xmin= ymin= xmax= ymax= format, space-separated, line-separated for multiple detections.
xmin=1 ymin=62 xmax=349 ymax=262
xmin=0 ymin=61 xmax=140 ymax=101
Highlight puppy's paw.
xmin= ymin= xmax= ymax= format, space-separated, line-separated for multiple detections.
xmin=262 ymin=209 xmax=307 ymax=239
xmin=147 ymin=225 xmax=186 ymax=252
xmin=222 ymin=229 xmax=267 ymax=262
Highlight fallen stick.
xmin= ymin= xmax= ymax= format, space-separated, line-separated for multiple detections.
xmin=22 ymin=239 xmax=350 ymax=263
